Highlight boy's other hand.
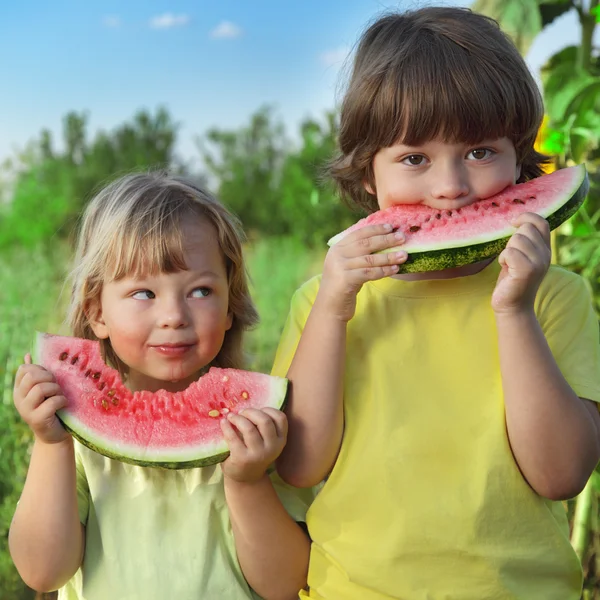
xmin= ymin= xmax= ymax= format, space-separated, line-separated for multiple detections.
xmin=14 ymin=355 xmax=70 ymax=445
xmin=492 ymin=213 xmax=551 ymax=315
xmin=220 ymin=408 xmax=288 ymax=483
xmin=318 ymin=224 xmax=407 ymax=322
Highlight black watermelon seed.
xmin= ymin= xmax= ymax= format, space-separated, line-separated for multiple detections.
xmin=491 ymin=202 xmax=499 ymax=208
xmin=92 ymin=372 xmax=101 ymax=379
xmin=409 ymin=225 xmax=421 ymax=233
xmin=85 ymin=369 xmax=91 ymax=378
xmin=435 ymin=213 xmax=441 ymax=219
xmin=512 ymin=198 xmax=525 ymax=204
xmin=70 ymin=355 xmax=79 ymax=365
xmin=97 ymin=381 xmax=106 ymax=391
xmin=59 ymin=352 xmax=69 ymax=361
xmin=446 ymin=210 xmax=453 ymax=216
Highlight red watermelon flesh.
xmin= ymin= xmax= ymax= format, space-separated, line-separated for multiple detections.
xmin=35 ymin=333 xmax=288 ymax=469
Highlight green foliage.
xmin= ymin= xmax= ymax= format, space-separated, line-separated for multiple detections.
xmin=0 ymin=244 xmax=70 ymax=599
xmin=199 ymin=106 xmax=355 ymax=245
xmin=0 ymin=107 xmax=180 ymax=249
xmin=245 ymin=237 xmax=323 ymax=373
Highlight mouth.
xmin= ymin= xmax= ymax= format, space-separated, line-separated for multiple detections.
xmin=149 ymin=343 xmax=197 ymax=356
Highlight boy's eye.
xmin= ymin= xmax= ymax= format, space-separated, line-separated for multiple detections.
xmin=132 ymin=290 xmax=155 ymax=300
xmin=191 ymin=287 xmax=211 ymax=298
xmin=468 ymin=148 xmax=494 ymax=160
xmin=401 ymin=154 xmax=426 ymax=166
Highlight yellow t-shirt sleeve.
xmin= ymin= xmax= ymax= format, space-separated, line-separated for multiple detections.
xmin=537 ymin=269 xmax=600 ymax=404
xmin=74 ymin=442 xmax=90 ymax=525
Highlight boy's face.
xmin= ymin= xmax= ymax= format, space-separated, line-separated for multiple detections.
xmin=367 ymin=137 xmax=521 ymax=212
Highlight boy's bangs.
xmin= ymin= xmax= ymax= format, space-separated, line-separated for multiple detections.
xmin=377 ymin=38 xmax=526 ymax=148
xmin=104 ymin=212 xmax=189 ymax=282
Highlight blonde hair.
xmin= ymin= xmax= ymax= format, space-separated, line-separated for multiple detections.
xmin=330 ymin=7 xmax=549 ymax=213
xmin=67 ymin=171 xmax=258 ymax=374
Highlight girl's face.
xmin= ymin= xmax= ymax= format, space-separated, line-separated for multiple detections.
xmin=367 ymin=137 xmax=521 ymax=212
xmin=90 ymin=220 xmax=232 ymax=393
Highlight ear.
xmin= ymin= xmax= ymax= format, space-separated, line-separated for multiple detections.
xmin=363 ymin=179 xmax=375 ymax=196
xmin=85 ymin=299 xmax=110 ymax=340
xmin=225 ymin=311 xmax=233 ymax=332
xmin=515 ymin=164 xmax=522 ymax=182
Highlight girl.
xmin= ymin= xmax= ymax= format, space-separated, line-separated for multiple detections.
xmin=273 ymin=6 xmax=600 ymax=600
xmin=10 ymin=172 xmax=311 ymax=600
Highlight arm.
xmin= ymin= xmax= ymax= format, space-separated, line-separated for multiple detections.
xmin=9 ymin=359 xmax=84 ymax=591
xmin=496 ymin=311 xmax=600 ymax=500
xmin=9 ymin=439 xmax=85 ymax=591
xmin=277 ymin=225 xmax=407 ymax=487
xmin=492 ymin=214 xmax=600 ymax=500
xmin=224 ymin=475 xmax=310 ymax=600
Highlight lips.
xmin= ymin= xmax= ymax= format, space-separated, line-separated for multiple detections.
xmin=149 ymin=343 xmax=197 ymax=356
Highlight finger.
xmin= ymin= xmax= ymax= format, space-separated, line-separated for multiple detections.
xmin=497 ymin=247 xmax=533 ymax=273
xmin=16 ymin=365 xmax=54 ymax=390
xmin=33 ymin=394 xmax=68 ymax=424
xmin=220 ymin=419 xmax=247 ymax=454
xmin=23 ymin=382 xmax=63 ymax=411
xmin=239 ymin=408 xmax=279 ymax=442
xmin=511 ymin=213 xmax=551 ymax=248
xmin=259 ymin=408 xmax=288 ymax=439
xmin=347 ymin=233 xmax=407 ymax=258
xmin=24 ymin=354 xmax=32 ymax=365
xmin=226 ymin=413 xmax=263 ymax=451
xmin=342 ymin=251 xmax=408 ymax=283
xmin=507 ymin=229 xmax=551 ymax=266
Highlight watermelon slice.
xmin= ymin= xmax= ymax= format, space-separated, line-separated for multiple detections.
xmin=35 ymin=333 xmax=288 ymax=469
xmin=328 ymin=165 xmax=589 ymax=273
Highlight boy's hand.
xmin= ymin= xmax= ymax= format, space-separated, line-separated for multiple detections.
xmin=14 ymin=354 xmax=70 ymax=445
xmin=220 ymin=408 xmax=288 ymax=484
xmin=492 ymin=213 xmax=551 ymax=315
xmin=318 ymin=224 xmax=407 ymax=322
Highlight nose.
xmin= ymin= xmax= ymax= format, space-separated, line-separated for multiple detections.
xmin=157 ymin=296 xmax=189 ymax=329
xmin=430 ymin=164 xmax=470 ymax=200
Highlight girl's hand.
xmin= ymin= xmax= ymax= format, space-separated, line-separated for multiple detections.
xmin=492 ymin=213 xmax=552 ymax=315
xmin=13 ymin=354 xmax=70 ymax=445
xmin=220 ymin=408 xmax=288 ymax=484
xmin=318 ymin=224 xmax=407 ymax=322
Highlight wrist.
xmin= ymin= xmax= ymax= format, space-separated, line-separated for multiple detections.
xmin=34 ymin=435 xmax=73 ymax=450
xmin=223 ymin=471 xmax=269 ymax=490
xmin=493 ymin=306 xmax=536 ymax=322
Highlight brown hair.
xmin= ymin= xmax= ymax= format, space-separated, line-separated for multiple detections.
xmin=68 ymin=171 xmax=258 ymax=374
xmin=330 ymin=6 xmax=549 ymax=213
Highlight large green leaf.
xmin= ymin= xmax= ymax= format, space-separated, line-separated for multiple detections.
xmin=543 ymin=65 xmax=599 ymax=121
xmin=471 ymin=0 xmax=542 ymax=54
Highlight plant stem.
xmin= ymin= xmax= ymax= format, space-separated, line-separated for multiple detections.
xmin=571 ymin=475 xmax=595 ymax=560
xmin=578 ymin=0 xmax=598 ymax=73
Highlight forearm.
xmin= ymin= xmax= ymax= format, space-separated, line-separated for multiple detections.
xmin=225 ymin=475 xmax=310 ymax=600
xmin=496 ymin=310 xmax=600 ymax=500
xmin=278 ymin=296 xmax=346 ymax=487
xmin=9 ymin=437 xmax=84 ymax=591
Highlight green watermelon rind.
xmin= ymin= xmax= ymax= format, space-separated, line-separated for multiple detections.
xmin=329 ymin=165 xmax=589 ymax=273
xmin=34 ymin=333 xmax=289 ymax=470
xmin=58 ymin=380 xmax=288 ymax=470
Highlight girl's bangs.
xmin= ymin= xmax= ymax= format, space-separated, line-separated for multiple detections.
xmin=104 ymin=212 xmax=189 ymax=282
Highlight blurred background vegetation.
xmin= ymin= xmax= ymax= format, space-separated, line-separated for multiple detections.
xmin=0 ymin=0 xmax=599 ymax=598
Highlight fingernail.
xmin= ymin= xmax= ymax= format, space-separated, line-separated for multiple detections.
xmin=384 ymin=223 xmax=393 ymax=231
xmin=394 ymin=231 xmax=404 ymax=240
xmin=396 ymin=251 xmax=407 ymax=260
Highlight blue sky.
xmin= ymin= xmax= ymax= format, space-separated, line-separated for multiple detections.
xmin=0 ymin=0 xmax=591 ymax=168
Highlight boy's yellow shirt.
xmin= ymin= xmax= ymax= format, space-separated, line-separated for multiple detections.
xmin=57 ymin=443 xmax=313 ymax=600
xmin=273 ymin=261 xmax=600 ymax=600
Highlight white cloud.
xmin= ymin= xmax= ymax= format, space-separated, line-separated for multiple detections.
xmin=149 ymin=13 xmax=190 ymax=30
xmin=102 ymin=15 xmax=121 ymax=28
xmin=210 ymin=21 xmax=242 ymax=39
xmin=320 ymin=46 xmax=350 ymax=67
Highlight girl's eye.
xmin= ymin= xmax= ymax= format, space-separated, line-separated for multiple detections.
xmin=401 ymin=154 xmax=426 ymax=166
xmin=132 ymin=290 xmax=155 ymax=300
xmin=468 ymin=148 xmax=494 ymax=160
xmin=191 ymin=287 xmax=211 ymax=298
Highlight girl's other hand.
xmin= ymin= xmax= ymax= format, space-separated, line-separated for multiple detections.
xmin=13 ymin=354 xmax=70 ymax=445
xmin=220 ymin=408 xmax=288 ymax=484
xmin=492 ymin=213 xmax=552 ymax=315
xmin=318 ymin=224 xmax=407 ymax=322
